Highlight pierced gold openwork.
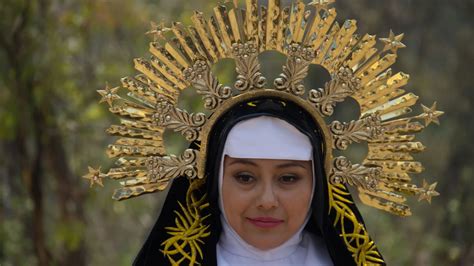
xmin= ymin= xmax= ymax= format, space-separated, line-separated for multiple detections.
xmin=85 ymin=0 xmax=442 ymax=216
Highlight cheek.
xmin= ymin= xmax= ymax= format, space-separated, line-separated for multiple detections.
xmin=222 ymin=179 xmax=250 ymax=219
xmin=281 ymin=184 xmax=312 ymax=223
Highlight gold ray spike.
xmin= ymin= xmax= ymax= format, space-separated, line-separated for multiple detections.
xmin=314 ymin=21 xmax=340 ymax=65
xmin=276 ymin=6 xmax=290 ymax=52
xmin=367 ymin=150 xmax=414 ymax=161
xmin=357 ymin=71 xmax=409 ymax=107
xmin=258 ymin=4 xmax=267 ymax=51
xmin=244 ymin=0 xmax=259 ymax=43
xmin=380 ymin=107 xmax=412 ymax=121
xmin=265 ymin=0 xmax=280 ymax=50
xmin=163 ymin=39 xmax=191 ymax=68
xmin=369 ymin=134 xmax=415 ymax=143
xmin=149 ymin=42 xmax=184 ymax=76
xmin=134 ymin=58 xmax=181 ymax=97
xmin=121 ymin=77 xmax=158 ymax=104
xmin=109 ymin=105 xmax=152 ymax=122
xmin=119 ymin=176 xmax=150 ymax=187
xmin=380 ymin=172 xmax=412 ymax=182
xmin=383 ymin=181 xmax=425 ymax=196
xmin=359 ymin=187 xmax=407 ymax=204
xmin=191 ymin=11 xmax=219 ymax=62
xmin=114 ymin=137 xmax=163 ymax=148
xmin=364 ymin=160 xmax=424 ymax=174
xmin=346 ymin=34 xmax=376 ymax=69
xmin=112 ymin=182 xmax=170 ymax=200
xmin=106 ymin=125 xmax=163 ymax=141
xmin=115 ymin=157 xmax=149 ymax=168
xmin=188 ymin=26 xmax=213 ymax=60
xmin=228 ymin=5 xmax=245 ymax=43
xmin=171 ymin=22 xmax=202 ymax=62
xmin=289 ymin=1 xmax=306 ymax=43
xmin=120 ymin=118 xmax=165 ymax=133
xmin=106 ymin=167 xmax=147 ymax=180
xmin=322 ymin=19 xmax=357 ymax=66
xmin=328 ymin=31 xmax=359 ymax=73
xmin=150 ymin=56 xmax=187 ymax=90
xmin=368 ymin=141 xmax=425 ymax=153
xmin=302 ymin=6 xmax=322 ymax=45
xmin=359 ymin=192 xmax=412 ymax=216
xmin=107 ymin=144 xmax=165 ymax=158
xmin=126 ymin=92 xmax=155 ymax=110
xmin=362 ymin=92 xmax=418 ymax=116
xmin=214 ymin=5 xmax=234 ymax=53
xmin=207 ymin=16 xmax=227 ymax=58
xmin=353 ymin=68 xmax=392 ymax=100
xmin=357 ymin=53 xmax=398 ymax=85
xmin=310 ymin=8 xmax=337 ymax=52
xmin=383 ymin=121 xmax=424 ymax=134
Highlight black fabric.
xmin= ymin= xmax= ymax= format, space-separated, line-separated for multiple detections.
xmin=133 ymin=97 xmax=383 ymax=266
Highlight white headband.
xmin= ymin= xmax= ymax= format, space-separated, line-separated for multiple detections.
xmin=224 ymin=116 xmax=312 ymax=160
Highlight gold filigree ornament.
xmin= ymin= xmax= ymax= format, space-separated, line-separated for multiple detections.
xmin=84 ymin=0 xmax=443 ymax=264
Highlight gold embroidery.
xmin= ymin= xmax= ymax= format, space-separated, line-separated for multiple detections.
xmin=161 ymin=179 xmax=210 ymax=265
xmin=328 ymin=183 xmax=385 ymax=265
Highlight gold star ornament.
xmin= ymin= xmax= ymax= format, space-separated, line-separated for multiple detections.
xmin=97 ymin=83 xmax=120 ymax=107
xmin=83 ymin=166 xmax=104 ymax=188
xmin=380 ymin=30 xmax=406 ymax=53
xmin=420 ymin=102 xmax=444 ymax=126
xmin=418 ymin=179 xmax=439 ymax=203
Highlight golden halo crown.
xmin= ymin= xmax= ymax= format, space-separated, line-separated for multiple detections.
xmin=85 ymin=0 xmax=443 ymax=216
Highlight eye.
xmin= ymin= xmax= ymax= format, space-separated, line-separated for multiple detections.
xmin=234 ymin=172 xmax=256 ymax=184
xmin=279 ymin=174 xmax=300 ymax=184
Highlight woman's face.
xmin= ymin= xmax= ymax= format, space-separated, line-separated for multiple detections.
xmin=222 ymin=156 xmax=313 ymax=250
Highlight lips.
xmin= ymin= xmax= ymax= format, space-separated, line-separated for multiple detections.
xmin=246 ymin=217 xmax=284 ymax=228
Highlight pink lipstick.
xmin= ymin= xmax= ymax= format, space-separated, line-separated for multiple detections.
xmin=247 ymin=217 xmax=284 ymax=228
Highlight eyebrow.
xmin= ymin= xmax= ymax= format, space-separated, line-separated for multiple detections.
xmin=275 ymin=162 xmax=310 ymax=170
xmin=227 ymin=158 xmax=258 ymax=167
xmin=227 ymin=158 xmax=310 ymax=170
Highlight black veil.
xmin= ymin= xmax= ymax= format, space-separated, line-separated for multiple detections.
xmin=133 ymin=97 xmax=383 ymax=266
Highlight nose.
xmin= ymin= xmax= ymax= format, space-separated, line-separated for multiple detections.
xmin=257 ymin=182 xmax=279 ymax=210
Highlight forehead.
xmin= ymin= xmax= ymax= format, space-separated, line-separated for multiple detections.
xmin=224 ymin=156 xmax=312 ymax=168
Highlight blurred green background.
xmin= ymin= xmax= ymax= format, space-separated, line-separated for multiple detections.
xmin=1 ymin=0 xmax=473 ymax=265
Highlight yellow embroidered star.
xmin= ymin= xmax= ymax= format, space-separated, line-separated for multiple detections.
xmin=418 ymin=179 xmax=439 ymax=203
xmin=97 ymin=83 xmax=120 ymax=107
xmin=83 ymin=166 xmax=104 ymax=188
xmin=380 ymin=30 xmax=406 ymax=53
xmin=420 ymin=102 xmax=444 ymax=126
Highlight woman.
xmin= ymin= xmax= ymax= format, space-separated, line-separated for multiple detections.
xmin=132 ymin=98 xmax=382 ymax=265
xmin=85 ymin=1 xmax=441 ymax=265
